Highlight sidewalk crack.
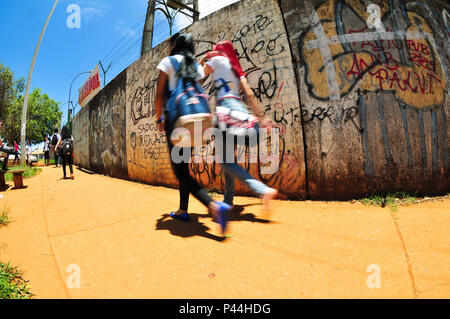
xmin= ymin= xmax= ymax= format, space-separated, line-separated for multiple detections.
xmin=389 ymin=211 xmax=418 ymax=299
xmin=40 ymin=171 xmax=72 ymax=299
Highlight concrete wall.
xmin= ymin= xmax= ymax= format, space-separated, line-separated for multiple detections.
xmin=72 ymin=104 xmax=89 ymax=169
xmin=88 ymin=70 xmax=128 ymax=179
xmin=280 ymin=0 xmax=449 ymax=199
xmin=73 ymin=0 xmax=449 ymax=200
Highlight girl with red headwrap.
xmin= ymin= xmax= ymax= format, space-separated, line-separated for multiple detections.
xmin=200 ymin=40 xmax=278 ymax=210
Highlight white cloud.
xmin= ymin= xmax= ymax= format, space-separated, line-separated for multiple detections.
xmin=115 ymin=20 xmax=139 ymax=38
xmin=77 ymin=1 xmax=111 ymax=21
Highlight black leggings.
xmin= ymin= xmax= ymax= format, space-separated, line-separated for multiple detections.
xmin=166 ymin=131 xmax=213 ymax=211
xmin=61 ymin=154 xmax=73 ymax=177
xmin=0 ymin=146 xmax=15 ymax=170
xmin=13 ymin=152 xmax=19 ymax=165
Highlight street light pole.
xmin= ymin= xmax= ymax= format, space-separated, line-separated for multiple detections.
xmin=68 ymin=70 xmax=92 ymax=123
xmin=141 ymin=0 xmax=156 ymax=56
xmin=71 ymin=100 xmax=81 ymax=115
xmin=20 ymin=0 xmax=59 ymax=166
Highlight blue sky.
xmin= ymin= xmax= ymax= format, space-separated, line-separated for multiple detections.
xmin=0 ymin=0 xmax=239 ymax=150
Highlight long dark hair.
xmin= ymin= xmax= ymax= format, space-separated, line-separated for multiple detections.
xmin=169 ymin=33 xmax=197 ymax=79
xmin=61 ymin=125 xmax=71 ymax=140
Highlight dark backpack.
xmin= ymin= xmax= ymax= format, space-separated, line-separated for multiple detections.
xmin=61 ymin=138 xmax=73 ymax=156
xmin=51 ymin=134 xmax=58 ymax=146
xmin=165 ymin=56 xmax=213 ymax=147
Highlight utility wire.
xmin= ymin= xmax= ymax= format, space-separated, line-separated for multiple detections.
xmin=101 ymin=17 xmax=145 ymax=63
xmin=100 ymin=1 xmax=242 ymax=85
xmin=105 ymin=22 xmax=144 ymax=65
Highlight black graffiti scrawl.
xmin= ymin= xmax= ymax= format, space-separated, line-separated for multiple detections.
xmin=89 ymin=70 xmax=128 ymax=179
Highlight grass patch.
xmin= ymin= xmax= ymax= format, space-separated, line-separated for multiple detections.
xmin=356 ymin=192 xmax=449 ymax=211
xmin=38 ymin=159 xmax=55 ymax=164
xmin=0 ymin=262 xmax=33 ymax=299
xmin=0 ymin=207 xmax=33 ymax=299
xmin=5 ymin=166 xmax=42 ymax=182
xmin=0 ymin=207 xmax=10 ymax=227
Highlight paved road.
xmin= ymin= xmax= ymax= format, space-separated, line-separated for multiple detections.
xmin=0 ymin=166 xmax=448 ymax=298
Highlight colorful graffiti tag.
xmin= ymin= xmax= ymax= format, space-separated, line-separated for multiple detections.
xmin=300 ymin=0 xmax=447 ymax=107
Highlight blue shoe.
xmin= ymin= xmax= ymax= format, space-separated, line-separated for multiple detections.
xmin=170 ymin=212 xmax=190 ymax=222
xmin=216 ymin=202 xmax=231 ymax=235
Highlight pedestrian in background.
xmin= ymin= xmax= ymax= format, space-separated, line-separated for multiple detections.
xmin=0 ymin=121 xmax=15 ymax=171
xmin=25 ymin=140 xmax=32 ymax=167
xmin=55 ymin=125 xmax=74 ymax=180
xmin=51 ymin=128 xmax=60 ymax=167
xmin=13 ymin=140 xmax=19 ymax=166
xmin=43 ymin=136 xmax=50 ymax=167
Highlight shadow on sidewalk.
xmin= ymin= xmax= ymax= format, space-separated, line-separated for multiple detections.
xmin=155 ymin=205 xmax=273 ymax=242
xmin=76 ymin=167 xmax=96 ymax=175
xmin=227 ymin=205 xmax=272 ymax=224
xmin=155 ymin=213 xmax=226 ymax=242
xmin=0 ymin=185 xmax=11 ymax=192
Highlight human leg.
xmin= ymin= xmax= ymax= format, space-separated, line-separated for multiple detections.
xmin=54 ymin=149 xmax=58 ymax=167
xmin=1 ymin=155 xmax=7 ymax=171
xmin=172 ymin=158 xmax=213 ymax=208
xmin=172 ymin=154 xmax=231 ymax=233
xmin=222 ymin=162 xmax=273 ymax=197
xmin=167 ymin=127 xmax=231 ymax=233
xmin=61 ymin=155 xmax=67 ymax=178
xmin=0 ymin=146 xmax=14 ymax=170
xmin=178 ymin=179 xmax=190 ymax=212
xmin=221 ymin=130 xmax=277 ymax=210
xmin=223 ymin=170 xmax=235 ymax=206
xmin=68 ymin=155 xmax=74 ymax=179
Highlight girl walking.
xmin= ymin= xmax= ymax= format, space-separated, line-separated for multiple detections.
xmin=154 ymin=33 xmax=231 ymax=235
xmin=13 ymin=141 xmax=19 ymax=166
xmin=200 ymin=40 xmax=278 ymax=210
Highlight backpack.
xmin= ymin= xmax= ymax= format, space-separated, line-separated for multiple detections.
xmin=165 ymin=56 xmax=213 ymax=147
xmin=51 ymin=134 xmax=58 ymax=146
xmin=61 ymin=138 xmax=73 ymax=157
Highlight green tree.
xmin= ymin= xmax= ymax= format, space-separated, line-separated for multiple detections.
xmin=0 ymin=63 xmax=23 ymax=121
xmin=0 ymin=63 xmax=62 ymax=145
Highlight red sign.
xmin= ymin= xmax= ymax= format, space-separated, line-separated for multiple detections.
xmin=78 ymin=66 xmax=101 ymax=107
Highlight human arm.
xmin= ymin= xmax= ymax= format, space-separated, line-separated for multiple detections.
xmin=199 ymin=53 xmax=211 ymax=66
xmin=199 ymin=63 xmax=213 ymax=85
xmin=239 ymin=77 xmax=273 ymax=128
xmin=55 ymin=137 xmax=62 ymax=150
xmin=154 ymin=70 xmax=168 ymax=132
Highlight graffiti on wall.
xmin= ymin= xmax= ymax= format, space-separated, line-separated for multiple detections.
xmin=126 ymin=46 xmax=174 ymax=185
xmin=89 ymin=75 xmax=128 ymax=178
xmin=300 ymin=0 xmax=448 ymax=106
xmin=298 ymin=0 xmax=449 ymax=181
xmin=189 ymin=6 xmax=305 ymax=194
xmin=72 ymin=0 xmax=449 ymax=199
xmin=124 ymin=0 xmax=307 ymax=197
xmin=73 ymin=106 xmax=90 ymax=168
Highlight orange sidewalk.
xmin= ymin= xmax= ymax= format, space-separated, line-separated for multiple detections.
xmin=0 ymin=166 xmax=448 ymax=298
